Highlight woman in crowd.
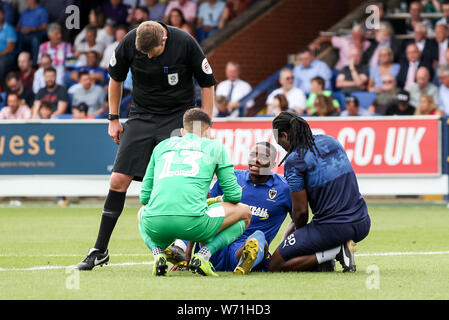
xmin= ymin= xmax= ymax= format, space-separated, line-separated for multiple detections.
xmin=367 ymin=47 xmax=400 ymax=93
xmin=415 ymin=95 xmax=444 ymax=116
xmin=167 ymin=8 xmax=195 ymax=38
xmin=312 ymin=94 xmax=340 ymax=117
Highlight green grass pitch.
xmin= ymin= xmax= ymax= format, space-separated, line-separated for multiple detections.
xmin=0 ymin=202 xmax=448 ymax=300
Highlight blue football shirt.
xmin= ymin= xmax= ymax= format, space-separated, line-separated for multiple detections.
xmin=284 ymin=134 xmax=368 ymax=224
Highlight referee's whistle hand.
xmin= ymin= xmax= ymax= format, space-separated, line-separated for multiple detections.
xmin=108 ymin=120 xmax=123 ymax=145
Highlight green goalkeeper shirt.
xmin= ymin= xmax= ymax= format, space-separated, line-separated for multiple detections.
xmin=140 ymin=133 xmax=242 ymax=216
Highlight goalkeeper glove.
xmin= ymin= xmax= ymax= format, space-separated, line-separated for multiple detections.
xmin=206 ymin=196 xmax=223 ymax=206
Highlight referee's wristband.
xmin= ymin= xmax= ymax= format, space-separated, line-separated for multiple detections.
xmin=107 ymin=114 xmax=119 ymax=120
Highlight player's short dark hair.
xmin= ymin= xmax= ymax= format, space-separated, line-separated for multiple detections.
xmin=311 ymin=76 xmax=325 ymax=88
xmin=44 ymin=66 xmax=56 ymax=75
xmin=183 ymin=108 xmax=212 ymax=133
xmin=135 ymin=21 xmax=165 ymax=54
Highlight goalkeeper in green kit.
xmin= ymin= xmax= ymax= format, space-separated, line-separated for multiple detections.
xmin=137 ymin=108 xmax=251 ymax=277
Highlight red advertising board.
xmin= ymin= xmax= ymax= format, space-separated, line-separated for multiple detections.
xmin=210 ymin=117 xmax=441 ymax=176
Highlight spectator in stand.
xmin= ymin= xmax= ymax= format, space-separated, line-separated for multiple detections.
xmin=305 ymin=76 xmax=340 ymax=115
xmin=266 ymin=67 xmax=306 ymax=114
xmin=195 ymin=0 xmax=226 ymax=43
xmin=100 ymin=25 xmax=128 ymax=70
xmin=72 ymin=102 xmax=95 ymax=119
xmin=401 ymin=23 xmax=438 ymax=67
xmin=167 ymin=8 xmax=194 ymax=37
xmin=311 ymin=94 xmax=340 ymax=117
xmin=39 ymin=0 xmax=75 ymax=41
xmin=406 ymin=66 xmax=439 ymax=108
xmin=37 ymin=101 xmax=52 ymax=119
xmin=415 ymin=94 xmax=444 ymax=116
xmin=310 ymin=24 xmax=371 ymax=71
xmin=144 ymin=0 xmax=166 ymax=21
xmin=266 ymin=93 xmax=296 ymax=116
xmin=435 ymin=24 xmax=449 ymax=67
xmin=31 ymin=66 xmax=69 ymax=118
xmin=68 ymin=71 xmax=107 ymax=117
xmin=340 ymin=95 xmax=370 ymax=116
xmin=0 ymin=6 xmax=17 ymax=86
xmin=163 ymin=0 xmax=197 ymax=26
xmin=74 ymin=8 xmax=114 ymax=49
xmin=0 ymin=92 xmax=31 ymax=119
xmin=17 ymin=51 xmax=35 ymax=91
xmin=436 ymin=1 xmax=449 ymax=26
xmin=103 ymin=0 xmax=129 ymax=26
xmin=32 ymin=53 xmax=64 ymax=94
xmin=0 ymin=0 xmax=17 ymax=26
xmin=422 ymin=0 xmax=442 ymax=12
xmin=73 ymin=26 xmax=105 ymax=67
xmin=215 ymin=61 xmax=253 ymax=117
xmin=398 ymin=1 xmax=433 ymax=35
xmin=16 ymin=0 xmax=49 ymax=66
xmin=368 ymin=47 xmax=400 ymax=93
xmin=363 ymin=22 xmax=402 ymax=66
xmin=369 ymin=74 xmax=400 ymax=115
xmin=71 ymin=51 xmax=108 ymax=87
xmin=5 ymin=71 xmax=34 ymax=107
xmin=214 ymin=95 xmax=231 ymax=117
xmin=293 ymin=48 xmax=332 ymax=94
xmin=396 ymin=43 xmax=433 ymax=89
xmin=37 ymin=23 xmax=72 ymax=67
xmin=336 ymin=47 xmax=369 ymax=95
xmin=385 ymin=90 xmax=416 ymax=115
xmin=219 ymin=0 xmax=251 ymax=29
xmin=127 ymin=6 xmax=148 ymax=29
xmin=437 ymin=64 xmax=449 ymax=115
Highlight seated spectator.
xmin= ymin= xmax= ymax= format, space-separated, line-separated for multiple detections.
xmin=167 ymin=8 xmax=194 ymax=37
xmin=5 ymin=71 xmax=34 ymax=107
xmin=401 ymin=1 xmax=433 ymax=35
xmin=219 ymin=0 xmax=251 ymax=29
xmin=437 ymin=64 xmax=449 ymax=115
xmin=68 ymin=71 xmax=107 ymax=117
xmin=103 ymin=0 xmax=129 ymax=26
xmin=74 ymin=8 xmax=114 ymax=49
xmin=37 ymin=22 xmax=72 ymax=67
xmin=340 ymin=95 xmax=370 ymax=116
xmin=267 ymin=93 xmax=296 ymax=116
xmin=16 ymin=0 xmax=49 ymax=66
xmin=435 ymin=24 xmax=449 ymax=67
xmin=369 ymin=74 xmax=400 ymax=115
xmin=293 ymin=48 xmax=332 ymax=94
xmin=363 ymin=22 xmax=402 ymax=66
xmin=145 ymin=0 xmax=167 ymax=21
xmin=164 ymin=0 xmax=197 ymax=26
xmin=214 ymin=95 xmax=231 ymax=117
xmin=71 ymin=51 xmax=108 ymax=86
xmin=32 ymin=66 xmax=69 ymax=118
xmin=368 ymin=47 xmax=400 ymax=93
xmin=312 ymin=95 xmax=340 ymax=117
xmin=100 ymin=25 xmax=128 ymax=70
xmin=422 ymin=0 xmax=442 ymax=12
xmin=215 ymin=61 xmax=253 ymax=117
xmin=0 ymin=0 xmax=17 ymax=26
xmin=195 ymin=0 xmax=226 ymax=43
xmin=17 ymin=51 xmax=35 ymax=92
xmin=436 ymin=1 xmax=449 ymax=26
xmin=127 ymin=6 xmax=149 ymax=29
xmin=72 ymin=102 xmax=94 ymax=119
xmin=396 ymin=43 xmax=433 ymax=89
xmin=73 ymin=26 xmax=105 ymax=67
xmin=305 ymin=76 xmax=339 ymax=115
xmin=415 ymin=94 xmax=444 ymax=116
xmin=37 ymin=101 xmax=52 ymax=119
xmin=336 ymin=47 xmax=369 ymax=94
xmin=0 ymin=92 xmax=31 ymax=119
xmin=310 ymin=24 xmax=371 ymax=71
xmin=0 ymin=6 xmax=17 ymax=86
xmin=401 ymin=22 xmax=438 ymax=67
xmin=266 ymin=68 xmax=306 ymax=114
xmin=385 ymin=90 xmax=416 ymax=115
xmin=407 ymin=66 xmax=439 ymax=108
xmin=33 ymin=53 xmax=64 ymax=94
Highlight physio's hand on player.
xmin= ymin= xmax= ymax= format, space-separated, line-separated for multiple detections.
xmin=108 ymin=120 xmax=123 ymax=145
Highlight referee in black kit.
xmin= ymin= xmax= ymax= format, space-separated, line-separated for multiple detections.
xmin=76 ymin=21 xmax=216 ymax=270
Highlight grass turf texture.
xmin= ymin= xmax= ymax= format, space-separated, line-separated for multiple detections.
xmin=0 ymin=203 xmax=448 ymax=300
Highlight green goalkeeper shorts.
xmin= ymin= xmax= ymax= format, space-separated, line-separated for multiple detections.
xmin=139 ymin=203 xmax=225 ymax=249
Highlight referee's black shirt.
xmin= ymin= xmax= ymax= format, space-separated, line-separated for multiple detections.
xmin=108 ymin=22 xmax=217 ymax=115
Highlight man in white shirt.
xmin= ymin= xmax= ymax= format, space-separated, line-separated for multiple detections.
xmin=438 ymin=65 xmax=449 ymax=115
xmin=435 ymin=24 xmax=449 ymax=67
xmin=32 ymin=53 xmax=65 ymax=94
xmin=266 ymin=68 xmax=306 ymax=114
xmin=100 ymin=26 xmax=128 ymax=70
xmin=215 ymin=61 xmax=253 ymax=117
xmin=68 ymin=71 xmax=106 ymax=116
xmin=407 ymin=66 xmax=439 ymax=107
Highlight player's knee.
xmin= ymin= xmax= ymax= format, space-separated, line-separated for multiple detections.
xmin=109 ymin=173 xmax=132 ymax=192
xmin=268 ymin=250 xmax=283 ymax=272
xmin=137 ymin=206 xmax=144 ymax=224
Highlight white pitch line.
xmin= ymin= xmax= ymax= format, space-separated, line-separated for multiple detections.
xmin=357 ymin=250 xmax=449 ymax=257
xmin=0 ymin=253 xmax=149 ymax=257
xmin=0 ymin=261 xmax=154 ymax=272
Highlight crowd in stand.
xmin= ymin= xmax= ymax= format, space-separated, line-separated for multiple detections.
xmin=0 ymin=0 xmax=255 ymax=120
xmin=214 ymin=0 xmax=449 ymax=118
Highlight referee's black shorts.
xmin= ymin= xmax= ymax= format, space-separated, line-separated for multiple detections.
xmin=112 ymin=110 xmax=185 ymax=181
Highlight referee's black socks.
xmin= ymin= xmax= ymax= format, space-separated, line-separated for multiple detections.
xmin=94 ymin=189 xmax=127 ymax=252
